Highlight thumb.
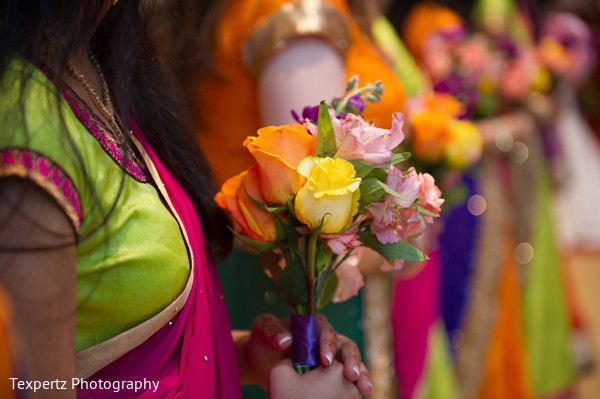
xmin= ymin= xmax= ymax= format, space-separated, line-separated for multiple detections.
xmin=250 ymin=313 xmax=292 ymax=351
xmin=268 ymin=358 xmax=299 ymax=390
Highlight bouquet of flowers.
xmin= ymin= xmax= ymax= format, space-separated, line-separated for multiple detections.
xmin=215 ymin=77 xmax=443 ymax=372
xmin=405 ymin=92 xmax=483 ymax=170
xmin=425 ymin=29 xmax=552 ymax=118
xmin=537 ymin=12 xmax=597 ymax=88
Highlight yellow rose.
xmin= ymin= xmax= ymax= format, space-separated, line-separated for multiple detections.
xmin=294 ymin=157 xmax=361 ymax=234
xmin=215 ymin=166 xmax=277 ymax=243
xmin=244 ymin=124 xmax=317 ymax=204
xmin=444 ymin=120 xmax=483 ymax=169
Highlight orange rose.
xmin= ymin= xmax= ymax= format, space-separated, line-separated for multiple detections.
xmin=244 ymin=124 xmax=317 ymax=204
xmin=215 ymin=166 xmax=277 ymax=242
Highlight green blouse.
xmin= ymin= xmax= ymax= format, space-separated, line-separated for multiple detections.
xmin=0 ymin=57 xmax=190 ymax=352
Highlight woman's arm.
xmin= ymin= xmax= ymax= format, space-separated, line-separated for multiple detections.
xmin=0 ymin=177 xmax=77 ymax=398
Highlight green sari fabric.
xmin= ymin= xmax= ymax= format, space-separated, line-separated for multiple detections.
xmin=522 ymin=144 xmax=576 ymax=395
xmin=0 ymin=58 xmax=190 ymax=352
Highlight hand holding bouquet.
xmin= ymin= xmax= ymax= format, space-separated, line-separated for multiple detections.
xmin=215 ymin=78 xmax=443 ymax=372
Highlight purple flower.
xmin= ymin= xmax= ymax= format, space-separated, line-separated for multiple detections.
xmin=291 ymin=105 xmax=320 ymax=123
xmin=346 ymin=94 xmax=366 ymax=115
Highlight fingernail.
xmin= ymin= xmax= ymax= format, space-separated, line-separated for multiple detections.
xmin=353 ymin=365 xmax=360 ymax=379
xmin=325 ymin=352 xmax=333 ymax=366
xmin=367 ymin=382 xmax=373 ymax=394
xmin=276 ymin=334 xmax=292 ymax=347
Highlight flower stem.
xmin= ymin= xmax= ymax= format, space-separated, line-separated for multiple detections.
xmin=294 ymin=365 xmax=313 ymax=375
xmin=307 ymin=230 xmax=319 ymax=315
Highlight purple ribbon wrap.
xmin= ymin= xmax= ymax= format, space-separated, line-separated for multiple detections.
xmin=290 ymin=313 xmax=321 ymax=366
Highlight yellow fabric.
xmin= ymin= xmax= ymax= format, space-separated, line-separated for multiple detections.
xmin=197 ymin=0 xmax=405 ymax=185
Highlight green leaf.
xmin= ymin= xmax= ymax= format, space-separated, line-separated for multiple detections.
xmin=358 ymin=229 xmax=428 ymax=262
xmin=358 ymin=178 xmax=416 ymax=208
xmin=349 ymin=152 xmax=411 ymax=179
xmin=315 ymin=101 xmax=337 ymax=158
xmin=388 ymin=152 xmax=411 ymax=165
xmin=363 ymin=168 xmax=387 ymax=182
xmin=284 ymin=195 xmax=297 ymax=219
xmin=315 ymin=244 xmax=334 ymax=272
xmin=230 ymin=229 xmax=277 ymax=253
xmin=317 ymin=272 xmax=338 ymax=310
xmin=413 ymin=205 xmax=439 ymax=217
xmin=278 ymin=257 xmax=308 ymax=306
xmin=274 ymin=215 xmax=287 ymax=241
xmin=241 ymin=182 xmax=288 ymax=214
xmin=349 ymin=159 xmax=376 ymax=179
xmin=359 ymin=178 xmax=386 ymax=206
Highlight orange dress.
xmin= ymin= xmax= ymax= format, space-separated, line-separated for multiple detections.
xmin=196 ymin=0 xmax=405 ymax=185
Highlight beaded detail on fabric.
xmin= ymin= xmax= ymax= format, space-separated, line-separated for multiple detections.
xmin=63 ymin=88 xmax=150 ymax=183
xmin=0 ymin=148 xmax=83 ymax=231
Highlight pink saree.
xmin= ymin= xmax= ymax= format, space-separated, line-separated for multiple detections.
xmin=77 ymin=130 xmax=241 ymax=398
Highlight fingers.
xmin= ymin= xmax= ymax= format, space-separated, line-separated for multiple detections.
xmin=317 ymin=314 xmax=336 ymax=366
xmin=251 ymin=313 xmax=292 ymax=351
xmin=268 ymin=359 xmax=362 ymax=399
xmin=356 ymin=362 xmax=373 ymax=396
xmin=339 ymin=338 xmax=361 ymax=381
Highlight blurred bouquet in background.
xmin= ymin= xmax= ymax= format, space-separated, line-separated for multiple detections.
xmin=404 ymin=2 xmax=555 ymax=118
xmin=215 ymin=77 xmax=443 ymax=372
xmin=538 ymin=12 xmax=597 ymax=88
xmin=405 ymin=92 xmax=482 ymax=170
xmin=427 ymin=28 xmax=552 ymax=117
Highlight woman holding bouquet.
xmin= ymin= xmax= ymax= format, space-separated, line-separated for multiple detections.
xmin=151 ymin=0 xmax=414 ymax=396
xmin=0 ymin=0 xmax=372 ymax=397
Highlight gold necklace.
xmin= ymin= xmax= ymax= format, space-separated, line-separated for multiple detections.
xmin=67 ymin=51 xmax=124 ymax=142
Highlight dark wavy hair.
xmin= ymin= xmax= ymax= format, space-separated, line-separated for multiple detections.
xmin=0 ymin=0 xmax=232 ymax=258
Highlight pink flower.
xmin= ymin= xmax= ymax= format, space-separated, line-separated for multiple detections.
xmin=308 ymin=110 xmax=405 ymax=165
xmin=323 ymin=224 xmax=362 ymax=256
xmin=366 ymin=167 xmax=422 ymax=243
xmin=416 ymin=172 xmax=444 ymax=224
xmin=386 ymin=167 xmax=421 ymax=207
xmin=332 ymin=254 xmax=364 ymax=303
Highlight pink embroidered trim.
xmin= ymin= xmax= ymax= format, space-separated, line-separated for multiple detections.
xmin=62 ymin=89 xmax=150 ymax=183
xmin=0 ymin=148 xmax=82 ymax=231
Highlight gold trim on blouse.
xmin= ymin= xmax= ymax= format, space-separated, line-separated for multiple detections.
xmin=243 ymin=0 xmax=351 ymax=77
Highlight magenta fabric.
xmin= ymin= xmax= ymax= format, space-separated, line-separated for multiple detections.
xmin=391 ymin=250 xmax=440 ymax=399
xmin=78 ymin=130 xmax=241 ymax=398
